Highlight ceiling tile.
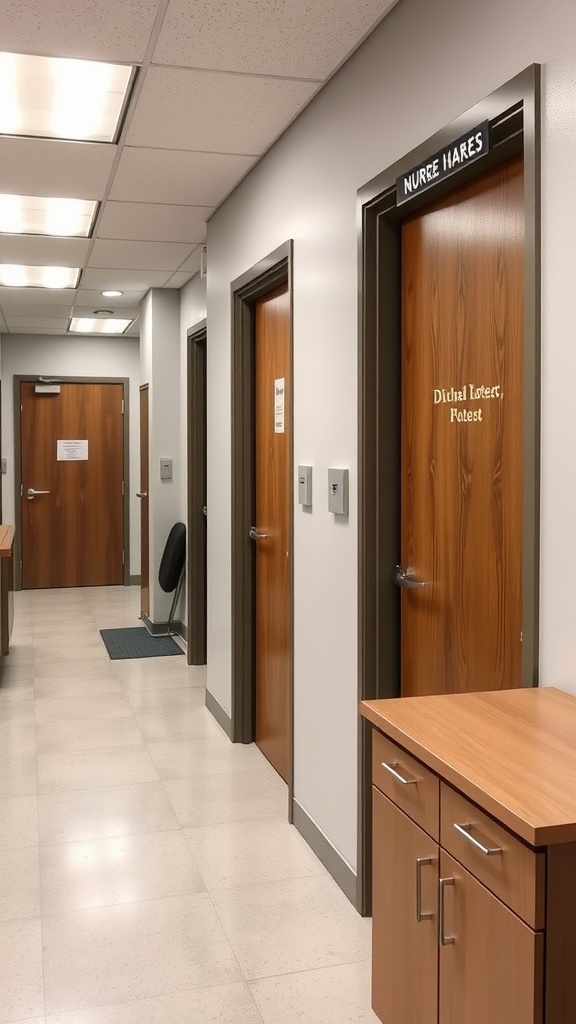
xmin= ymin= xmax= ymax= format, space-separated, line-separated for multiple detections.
xmin=0 ymin=236 xmax=89 ymax=265
xmin=80 ymin=268 xmax=172 ymax=291
xmin=88 ymin=238 xmax=193 ymax=271
xmin=0 ymin=0 xmax=161 ymax=62
xmin=0 ymin=303 xmax=72 ymax=318
xmin=109 ymin=147 xmax=257 ymax=206
xmin=5 ymin=315 xmax=69 ymax=329
xmin=72 ymin=304 xmax=140 ymax=319
xmin=97 ymin=202 xmax=212 ymax=243
xmin=6 ymin=326 xmax=69 ymax=334
xmin=176 ymin=246 xmax=202 ymax=273
xmin=0 ymin=287 xmax=77 ymax=307
xmin=153 ymin=0 xmax=397 ymax=78
xmin=127 ymin=67 xmax=319 ymax=154
xmin=165 ymin=269 xmax=198 ymax=288
xmin=74 ymin=288 xmax=145 ymax=308
xmin=0 ymin=137 xmax=116 ymax=199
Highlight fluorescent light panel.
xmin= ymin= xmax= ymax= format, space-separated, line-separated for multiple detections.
xmin=0 ymin=52 xmax=134 ymax=143
xmin=0 ymin=264 xmax=80 ymax=288
xmin=69 ymin=317 xmax=133 ymax=334
xmin=0 ymin=194 xmax=97 ymax=237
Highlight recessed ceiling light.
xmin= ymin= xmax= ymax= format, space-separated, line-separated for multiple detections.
xmin=101 ymin=290 xmax=123 ymax=297
xmin=0 ymin=264 xmax=80 ymax=288
xmin=93 ymin=309 xmax=114 ymax=315
xmin=0 ymin=194 xmax=97 ymax=237
xmin=69 ymin=317 xmax=133 ymax=334
xmin=0 ymin=52 xmax=135 ymax=143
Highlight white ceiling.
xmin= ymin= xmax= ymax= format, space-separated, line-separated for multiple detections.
xmin=0 ymin=0 xmax=399 ymax=337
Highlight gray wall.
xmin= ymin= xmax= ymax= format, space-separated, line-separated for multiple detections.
xmin=203 ymin=0 xmax=576 ymax=875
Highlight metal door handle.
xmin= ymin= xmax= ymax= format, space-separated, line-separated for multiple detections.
xmin=393 ymin=565 xmax=427 ymax=589
xmin=453 ymin=822 xmax=502 ymax=856
xmin=380 ymin=761 xmax=417 ymax=786
xmin=249 ymin=527 xmax=269 ymax=541
xmin=415 ymin=857 xmax=434 ymax=922
xmin=136 ymin=492 xmax=148 ymax=498
xmin=202 ymin=506 xmax=207 ymax=516
xmin=439 ymin=877 xmax=455 ymax=945
xmin=27 ymin=488 xmax=50 ymax=500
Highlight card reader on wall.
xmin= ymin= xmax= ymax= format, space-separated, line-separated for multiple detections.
xmin=328 ymin=468 xmax=349 ymax=516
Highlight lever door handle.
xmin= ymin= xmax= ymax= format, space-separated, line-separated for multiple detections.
xmin=393 ymin=565 xmax=427 ymax=589
xmin=27 ymin=488 xmax=50 ymax=500
xmin=136 ymin=492 xmax=148 ymax=498
xmin=249 ymin=527 xmax=269 ymax=541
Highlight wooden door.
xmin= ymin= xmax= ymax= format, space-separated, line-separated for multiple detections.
xmin=187 ymin=332 xmax=207 ymax=665
xmin=139 ymin=385 xmax=150 ymax=619
xmin=400 ymin=157 xmax=524 ymax=696
xmin=20 ymin=381 xmax=124 ymax=589
xmin=372 ymin=787 xmax=438 ymax=1024
xmin=439 ymin=850 xmax=543 ymax=1024
xmin=254 ymin=284 xmax=291 ymax=781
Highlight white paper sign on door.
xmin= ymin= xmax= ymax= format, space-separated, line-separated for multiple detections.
xmin=57 ymin=439 xmax=89 ymax=461
xmin=274 ymin=378 xmax=285 ymax=434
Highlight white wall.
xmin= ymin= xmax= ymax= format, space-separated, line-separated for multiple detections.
xmin=140 ymin=289 xmax=183 ymax=622
xmin=205 ymin=0 xmax=576 ymax=874
xmin=1 ymin=333 xmax=141 ymax=575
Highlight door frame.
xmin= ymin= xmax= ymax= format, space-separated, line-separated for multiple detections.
xmin=14 ymin=375 xmax=131 ymax=590
xmin=187 ymin=319 xmax=207 ymax=665
xmin=356 ymin=66 xmax=541 ymax=914
xmin=230 ymin=240 xmax=294 ymax=813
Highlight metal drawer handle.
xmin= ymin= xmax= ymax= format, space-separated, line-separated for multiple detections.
xmin=439 ymin=876 xmax=455 ymax=946
xmin=453 ymin=822 xmax=502 ymax=856
xmin=380 ymin=761 xmax=417 ymax=786
xmin=415 ymin=857 xmax=434 ymax=922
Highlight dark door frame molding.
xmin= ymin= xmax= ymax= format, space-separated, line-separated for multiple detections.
xmin=356 ymin=65 xmax=541 ymax=915
xmin=230 ymin=239 xmax=294 ymax=817
xmin=13 ymin=374 xmax=131 ymax=591
xmin=187 ymin=319 xmax=207 ymax=665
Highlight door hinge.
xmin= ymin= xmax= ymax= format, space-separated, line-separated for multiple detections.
xmin=122 ymin=480 xmax=125 ymax=496
xmin=121 ymin=399 xmax=125 ymax=414
xmin=20 ymin=483 xmax=23 ymax=497
xmin=122 ymin=549 xmax=125 ymax=565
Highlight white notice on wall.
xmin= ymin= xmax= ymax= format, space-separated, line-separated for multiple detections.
xmin=274 ymin=377 xmax=285 ymax=434
xmin=57 ymin=439 xmax=89 ymax=461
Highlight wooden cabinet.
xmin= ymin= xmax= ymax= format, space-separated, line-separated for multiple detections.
xmin=362 ymin=688 xmax=576 ymax=1024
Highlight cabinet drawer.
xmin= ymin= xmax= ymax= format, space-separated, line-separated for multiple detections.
xmin=372 ymin=731 xmax=439 ymax=840
xmin=440 ymin=783 xmax=545 ymax=929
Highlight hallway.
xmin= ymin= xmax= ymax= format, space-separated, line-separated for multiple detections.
xmin=0 ymin=586 xmax=376 ymax=1023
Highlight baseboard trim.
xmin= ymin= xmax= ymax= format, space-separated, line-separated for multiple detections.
xmin=292 ymin=799 xmax=358 ymax=909
xmin=128 ymin=575 xmax=140 ymax=586
xmin=205 ymin=689 xmax=233 ymax=738
xmin=141 ymin=611 xmax=185 ymax=641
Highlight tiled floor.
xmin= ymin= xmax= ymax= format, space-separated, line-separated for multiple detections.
xmin=0 ymin=586 xmax=378 ymax=1024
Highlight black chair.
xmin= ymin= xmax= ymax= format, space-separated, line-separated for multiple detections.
xmin=155 ymin=521 xmax=186 ymax=637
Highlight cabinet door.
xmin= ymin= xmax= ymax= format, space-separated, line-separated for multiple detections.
xmin=438 ymin=851 xmax=544 ymax=1024
xmin=372 ymin=787 xmax=438 ymax=1024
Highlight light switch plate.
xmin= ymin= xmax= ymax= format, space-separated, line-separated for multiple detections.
xmin=328 ymin=468 xmax=349 ymax=515
xmin=298 ymin=465 xmax=312 ymax=507
xmin=160 ymin=458 xmax=172 ymax=481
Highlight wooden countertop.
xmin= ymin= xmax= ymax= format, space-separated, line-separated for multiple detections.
xmin=0 ymin=525 xmax=14 ymax=557
xmin=361 ymin=687 xmax=576 ymax=847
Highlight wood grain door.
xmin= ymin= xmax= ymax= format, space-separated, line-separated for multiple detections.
xmin=20 ymin=381 xmax=124 ymax=589
xmin=139 ymin=384 xmax=150 ymax=619
xmin=400 ymin=157 xmax=524 ymax=696
xmin=254 ymin=284 xmax=291 ymax=782
xmin=439 ymin=850 xmax=543 ymax=1024
xmin=372 ymin=787 xmax=438 ymax=1024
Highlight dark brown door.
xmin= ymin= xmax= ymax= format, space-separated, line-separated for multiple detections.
xmin=372 ymin=787 xmax=438 ymax=1024
xmin=139 ymin=384 xmax=150 ymax=619
xmin=187 ymin=331 xmax=207 ymax=665
xmin=400 ymin=157 xmax=524 ymax=696
xmin=20 ymin=381 xmax=124 ymax=589
xmin=254 ymin=285 xmax=291 ymax=781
